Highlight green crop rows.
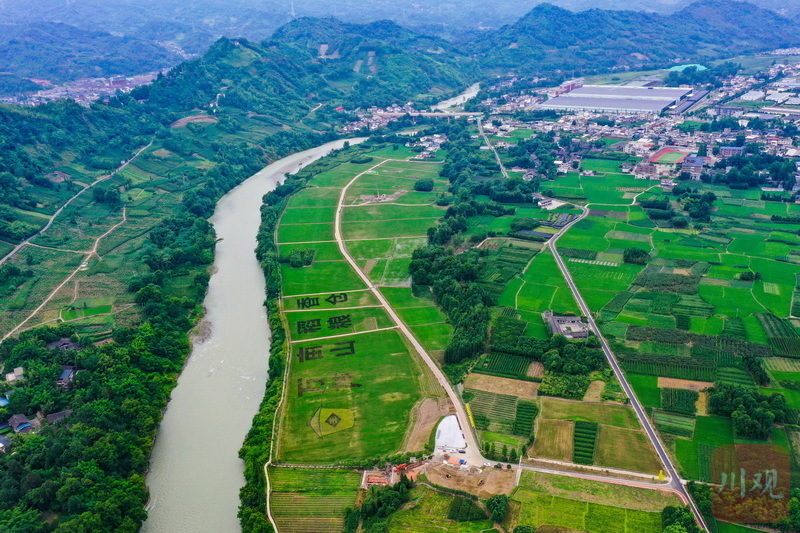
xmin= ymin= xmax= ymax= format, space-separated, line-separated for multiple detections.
xmin=653 ymin=412 xmax=695 ymax=438
xmin=479 ymin=352 xmax=531 ymax=378
xmin=660 ymin=388 xmax=699 ymax=416
xmin=467 ymin=389 xmax=518 ymax=434
xmin=512 ymin=400 xmax=539 ymax=437
xmin=572 ymin=421 xmax=598 ymax=465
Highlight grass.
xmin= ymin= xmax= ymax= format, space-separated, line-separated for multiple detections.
xmin=387 ymin=486 xmax=492 ymax=533
xmin=511 ymin=490 xmax=664 ymax=533
xmin=627 ymin=373 xmax=661 ymax=408
xmin=595 ymin=425 xmax=662 ymax=474
xmin=531 ymin=419 xmax=574 ymax=461
xmin=516 ymin=470 xmax=681 ymax=510
xmin=277 ymin=328 xmax=428 ymax=463
xmin=280 ymin=262 xmax=366 ymax=296
xmin=540 ymin=397 xmax=640 ymax=429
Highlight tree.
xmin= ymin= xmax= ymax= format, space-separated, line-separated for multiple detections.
xmin=486 ymin=494 xmax=509 ymax=523
xmin=514 ymin=526 xmax=534 ymax=533
xmin=414 ymin=178 xmax=434 ymax=192
xmin=623 ymin=247 xmax=650 ymax=265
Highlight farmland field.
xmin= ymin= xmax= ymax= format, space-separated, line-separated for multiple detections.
xmin=595 ymin=425 xmax=662 ymax=473
xmin=510 ymin=490 xmax=664 ymax=533
xmin=540 ymin=397 xmax=640 ymax=429
xmin=531 ymin=419 xmax=574 ymax=461
xmin=269 ymin=468 xmax=361 ymax=533
xmin=387 ymin=486 xmax=492 ymax=533
xmin=278 ymin=328 xmax=431 ymax=462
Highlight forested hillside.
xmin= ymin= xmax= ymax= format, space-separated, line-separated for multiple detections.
xmin=472 ymin=0 xmax=800 ymax=74
xmin=273 ymin=18 xmax=475 ymax=106
xmin=0 ymin=28 xmax=474 ymax=245
xmin=0 ymin=22 xmax=181 ymax=83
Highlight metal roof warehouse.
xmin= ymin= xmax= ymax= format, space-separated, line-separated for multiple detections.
xmin=541 ymin=85 xmax=692 ymax=114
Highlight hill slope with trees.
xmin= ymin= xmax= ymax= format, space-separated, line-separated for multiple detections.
xmin=471 ymin=0 xmax=800 ymax=74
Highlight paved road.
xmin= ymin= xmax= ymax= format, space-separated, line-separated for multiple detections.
xmin=0 ymin=141 xmax=152 ymax=268
xmin=547 ymin=207 xmax=709 ymax=530
xmin=477 ymin=118 xmax=509 ymax=179
xmin=333 ymin=158 xmax=486 ymax=467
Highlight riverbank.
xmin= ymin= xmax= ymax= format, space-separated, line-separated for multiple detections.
xmin=142 ymin=139 xmax=362 ymax=533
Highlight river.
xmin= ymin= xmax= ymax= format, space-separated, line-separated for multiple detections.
xmin=141 ymin=138 xmax=363 ymax=533
xmin=432 ymin=83 xmax=481 ymax=111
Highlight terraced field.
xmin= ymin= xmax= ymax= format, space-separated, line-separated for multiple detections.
xmin=269 ymin=468 xmax=361 ymax=533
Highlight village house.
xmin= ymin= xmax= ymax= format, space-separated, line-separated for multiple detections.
xmin=47 ymin=338 xmax=80 ymax=351
xmin=5 ymin=367 xmax=24 ymax=383
xmin=45 ymin=410 xmax=74 ymax=425
xmin=9 ymin=414 xmax=40 ymax=434
xmin=0 ymin=435 xmax=11 ymax=453
xmin=57 ymin=366 xmax=77 ymax=388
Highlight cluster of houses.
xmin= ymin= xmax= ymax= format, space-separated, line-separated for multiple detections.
xmin=406 ymin=134 xmax=449 ymax=159
xmin=337 ymin=102 xmax=421 ymax=133
xmin=0 ymin=338 xmax=80 ymax=452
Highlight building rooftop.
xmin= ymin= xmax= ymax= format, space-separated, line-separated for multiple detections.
xmin=541 ymin=85 xmax=692 ymax=114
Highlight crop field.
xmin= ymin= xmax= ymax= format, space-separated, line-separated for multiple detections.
xmin=660 ymin=388 xmax=699 ymax=415
xmin=281 ymin=261 xmax=366 ymax=296
xmin=278 ymin=328 xmax=428 ymax=462
xmin=269 ymin=468 xmax=360 ymax=533
xmin=467 ymin=389 xmax=518 ymax=433
xmin=595 ymin=425 xmax=661 ymax=473
xmin=285 ymin=307 xmax=395 ymax=341
xmin=531 ymin=419 xmax=574 ymax=461
xmin=283 ymin=289 xmax=379 ymax=311
xmin=511 ymin=490 xmax=663 ymax=533
xmin=475 ymin=352 xmax=532 ymax=378
xmin=463 ymin=373 xmax=539 ymax=399
xmin=653 ymin=411 xmax=695 ymax=438
xmin=764 ymin=358 xmax=800 ymax=372
xmin=540 ymin=397 xmax=640 ymax=429
xmin=674 ymin=416 xmax=735 ymax=480
xmin=515 ymin=470 xmax=681 ymax=511
xmin=512 ymin=400 xmax=539 ymax=436
xmin=516 ymin=251 xmax=580 ymax=314
xmin=572 ymin=420 xmax=598 ymax=465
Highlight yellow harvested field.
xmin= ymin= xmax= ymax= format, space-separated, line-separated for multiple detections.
xmin=531 ymin=419 xmax=573 ymax=461
xmin=582 ymin=380 xmax=605 ymax=402
xmin=463 ymin=373 xmax=539 ymax=399
xmin=540 ymin=397 xmax=639 ymax=429
xmin=696 ymin=391 xmax=708 ymax=416
xmin=595 ymin=426 xmax=661 ymax=475
xmin=527 ymin=362 xmax=545 ymax=378
xmin=657 ymin=377 xmax=713 ymax=391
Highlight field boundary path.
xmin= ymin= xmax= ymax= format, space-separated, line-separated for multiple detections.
xmin=480 ymin=128 xmax=706 ymax=528
xmin=1 ymin=206 xmax=130 ymax=342
xmin=547 ymin=207 xmax=709 ymax=530
xmin=0 ymin=141 xmax=152 ymax=268
xmin=331 ymin=158 xmax=485 ymax=464
xmin=477 ymin=118 xmax=509 ymax=179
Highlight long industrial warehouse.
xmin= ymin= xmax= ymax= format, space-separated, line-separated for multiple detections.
xmin=541 ymin=85 xmax=692 ymax=113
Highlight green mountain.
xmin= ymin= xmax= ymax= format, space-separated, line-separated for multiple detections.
xmin=0 ymin=22 xmax=181 ymax=83
xmin=472 ymin=0 xmax=800 ymax=74
xmin=272 ymin=18 xmax=475 ymax=106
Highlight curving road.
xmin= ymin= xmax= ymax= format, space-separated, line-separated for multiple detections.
xmin=547 ymin=207 xmax=709 ymax=531
xmin=333 ymin=158 xmax=486 ymax=467
xmin=0 ymin=141 xmax=152 ymax=268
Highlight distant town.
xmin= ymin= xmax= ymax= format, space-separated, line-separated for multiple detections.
xmin=0 ymin=72 xmax=161 ymax=106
